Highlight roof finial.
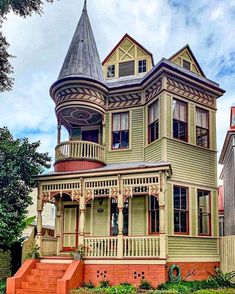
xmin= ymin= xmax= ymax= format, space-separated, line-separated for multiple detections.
xmin=83 ymin=0 xmax=87 ymax=12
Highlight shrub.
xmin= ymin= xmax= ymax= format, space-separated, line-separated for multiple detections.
xmin=81 ymin=280 xmax=95 ymax=289
xmin=208 ymin=268 xmax=235 ymax=288
xmin=99 ymin=280 xmax=110 ymax=288
xmin=139 ymin=279 xmax=152 ymax=290
xmin=0 ymin=279 xmax=6 ymax=294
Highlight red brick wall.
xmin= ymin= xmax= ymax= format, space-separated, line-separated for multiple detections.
xmin=166 ymin=262 xmax=220 ymax=282
xmin=84 ymin=262 xmax=220 ymax=288
xmin=84 ymin=264 xmax=165 ymax=288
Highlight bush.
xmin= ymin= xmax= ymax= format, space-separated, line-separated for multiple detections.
xmin=0 ymin=279 xmax=6 ymax=294
xmin=139 ymin=279 xmax=152 ymax=290
xmin=81 ymin=280 xmax=95 ymax=289
xmin=208 ymin=268 xmax=235 ymax=288
xmin=99 ymin=280 xmax=110 ymax=288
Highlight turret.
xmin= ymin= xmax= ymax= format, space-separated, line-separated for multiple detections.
xmin=50 ymin=0 xmax=107 ymax=172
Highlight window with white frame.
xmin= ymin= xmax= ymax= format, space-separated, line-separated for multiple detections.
xmin=138 ymin=59 xmax=147 ymax=73
xmin=148 ymin=100 xmax=159 ymax=143
xmin=173 ymin=99 xmax=188 ymax=141
xmin=196 ymin=107 xmax=209 ymax=148
xmin=112 ymin=112 xmax=129 ymax=149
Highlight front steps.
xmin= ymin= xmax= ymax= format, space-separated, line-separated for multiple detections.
xmin=15 ymin=262 xmax=69 ymax=294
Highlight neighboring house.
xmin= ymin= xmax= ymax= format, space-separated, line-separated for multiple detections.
xmin=219 ymin=106 xmax=235 ymax=236
xmin=9 ymin=1 xmax=225 ymax=291
xmin=218 ymin=186 xmax=224 ymax=237
xmin=23 ymin=188 xmax=55 ymax=238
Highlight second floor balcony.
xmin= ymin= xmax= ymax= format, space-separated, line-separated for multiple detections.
xmin=54 ymin=140 xmax=105 ymax=172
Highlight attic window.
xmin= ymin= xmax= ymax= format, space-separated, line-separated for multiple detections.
xmin=138 ymin=60 xmax=147 ymax=73
xmin=183 ymin=60 xmax=190 ymax=70
xmin=119 ymin=61 xmax=135 ymax=77
xmin=107 ymin=65 xmax=115 ymax=78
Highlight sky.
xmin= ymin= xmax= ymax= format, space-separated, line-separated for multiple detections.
xmin=1 ymin=0 xmax=235 ymax=179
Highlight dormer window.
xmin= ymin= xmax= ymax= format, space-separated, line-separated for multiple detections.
xmin=107 ymin=64 xmax=115 ymax=78
xmin=138 ymin=59 xmax=147 ymax=73
xmin=183 ymin=60 xmax=190 ymax=70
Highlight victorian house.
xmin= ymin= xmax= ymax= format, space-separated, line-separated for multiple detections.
xmin=7 ymin=2 xmax=225 ymax=293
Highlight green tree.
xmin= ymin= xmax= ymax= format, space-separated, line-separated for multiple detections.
xmin=0 ymin=127 xmax=51 ymax=249
xmin=0 ymin=0 xmax=55 ymax=92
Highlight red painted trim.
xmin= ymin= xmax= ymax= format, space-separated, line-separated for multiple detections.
xmin=102 ymin=33 xmax=154 ymax=66
xmin=54 ymin=160 xmax=105 ymax=172
xmin=7 ymin=259 xmax=38 ymax=294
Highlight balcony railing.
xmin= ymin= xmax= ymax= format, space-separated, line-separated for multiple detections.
xmin=55 ymin=140 xmax=105 ymax=163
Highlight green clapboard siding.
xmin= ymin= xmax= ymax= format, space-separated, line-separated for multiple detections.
xmin=168 ymin=236 xmax=218 ymax=256
xmin=93 ymin=198 xmax=109 ymax=236
xmin=144 ymin=140 xmax=162 ymax=161
xmin=167 ymin=139 xmax=216 ymax=186
xmin=85 ymin=206 xmax=91 ymax=234
xmin=105 ymin=108 xmax=144 ymax=163
xmin=131 ymin=196 xmax=146 ymax=235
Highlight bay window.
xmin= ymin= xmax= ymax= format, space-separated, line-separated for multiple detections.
xmin=174 ymin=186 xmax=188 ymax=234
xmin=112 ymin=112 xmax=129 ymax=149
xmin=173 ymin=99 xmax=188 ymax=141
xmin=148 ymin=100 xmax=159 ymax=143
xmin=196 ymin=107 xmax=209 ymax=148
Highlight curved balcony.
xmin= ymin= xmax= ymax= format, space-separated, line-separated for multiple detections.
xmin=54 ymin=140 xmax=105 ymax=172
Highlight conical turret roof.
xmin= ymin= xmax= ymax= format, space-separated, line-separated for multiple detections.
xmin=58 ymin=0 xmax=105 ymax=84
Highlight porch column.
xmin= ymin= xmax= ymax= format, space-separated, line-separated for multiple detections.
xmin=36 ymin=187 xmax=43 ymax=255
xmin=78 ymin=179 xmax=85 ymax=246
xmin=159 ymin=172 xmax=167 ymax=259
xmin=55 ymin=199 xmax=62 ymax=255
xmin=57 ymin=122 xmax=61 ymax=145
xmin=117 ymin=176 xmax=124 ymax=258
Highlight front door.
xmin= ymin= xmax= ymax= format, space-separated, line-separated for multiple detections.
xmin=63 ymin=206 xmax=79 ymax=251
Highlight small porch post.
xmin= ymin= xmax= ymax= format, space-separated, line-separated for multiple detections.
xmin=36 ymin=186 xmax=43 ymax=256
xmin=57 ymin=121 xmax=61 ymax=145
xmin=159 ymin=172 xmax=167 ymax=259
xmin=117 ymin=175 xmax=123 ymax=258
xmin=78 ymin=179 xmax=85 ymax=246
xmin=55 ymin=198 xmax=62 ymax=255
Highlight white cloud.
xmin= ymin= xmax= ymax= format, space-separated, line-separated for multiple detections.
xmin=0 ymin=0 xmax=235 ymax=181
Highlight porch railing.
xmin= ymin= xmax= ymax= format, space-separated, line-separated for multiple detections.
xmin=123 ymin=236 xmax=160 ymax=257
xmin=55 ymin=140 xmax=105 ymax=163
xmin=41 ymin=233 xmax=57 ymax=256
xmin=84 ymin=237 xmax=118 ymax=258
xmin=84 ymin=236 xmax=160 ymax=258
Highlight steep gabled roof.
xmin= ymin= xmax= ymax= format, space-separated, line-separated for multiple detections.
xmin=169 ymin=44 xmax=205 ymax=77
xmin=58 ymin=0 xmax=105 ymax=84
xmin=102 ymin=33 xmax=154 ymax=66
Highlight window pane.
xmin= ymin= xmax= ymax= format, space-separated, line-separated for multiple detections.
xmin=151 ymin=211 xmax=155 ymax=233
xmin=123 ymin=200 xmax=129 ymax=235
xmin=183 ymin=60 xmax=190 ymax=70
xmin=173 ymin=100 xmax=180 ymax=120
xmin=111 ymin=199 xmax=118 ymax=236
xmin=180 ymin=211 xmax=187 ymax=232
xmin=198 ymin=190 xmax=210 ymax=235
xmin=196 ymin=108 xmax=208 ymax=129
xmin=119 ymin=60 xmax=135 ymax=77
xmin=174 ymin=211 xmax=180 ymax=232
xmin=174 ymin=186 xmax=180 ymax=209
xmin=121 ymin=113 xmax=129 ymax=130
xmin=121 ymin=130 xmax=129 ymax=148
xmin=113 ymin=114 xmax=120 ymax=131
xmin=107 ymin=65 xmax=115 ymax=78
xmin=181 ymin=188 xmax=187 ymax=209
xmin=112 ymin=131 xmax=120 ymax=149
xmin=179 ymin=103 xmax=187 ymax=122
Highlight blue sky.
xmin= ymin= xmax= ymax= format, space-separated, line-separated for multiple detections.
xmin=1 ymin=0 xmax=235 ymax=178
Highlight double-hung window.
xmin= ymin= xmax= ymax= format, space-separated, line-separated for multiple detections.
xmin=173 ymin=99 xmax=188 ymax=141
xmin=196 ymin=107 xmax=209 ymax=148
xmin=198 ymin=190 xmax=211 ymax=235
xmin=138 ymin=60 xmax=147 ymax=73
xmin=112 ymin=112 xmax=129 ymax=149
xmin=148 ymin=100 xmax=159 ymax=143
xmin=174 ymin=186 xmax=188 ymax=234
xmin=107 ymin=64 xmax=115 ymax=78
xmin=149 ymin=196 xmax=159 ymax=234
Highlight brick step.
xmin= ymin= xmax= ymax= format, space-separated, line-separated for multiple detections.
xmin=36 ymin=262 xmax=69 ymax=270
xmin=25 ymin=274 xmax=59 ymax=283
xmin=21 ymin=281 xmax=57 ymax=289
xmin=16 ymin=289 xmax=56 ymax=294
xmin=31 ymin=268 xmax=66 ymax=277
